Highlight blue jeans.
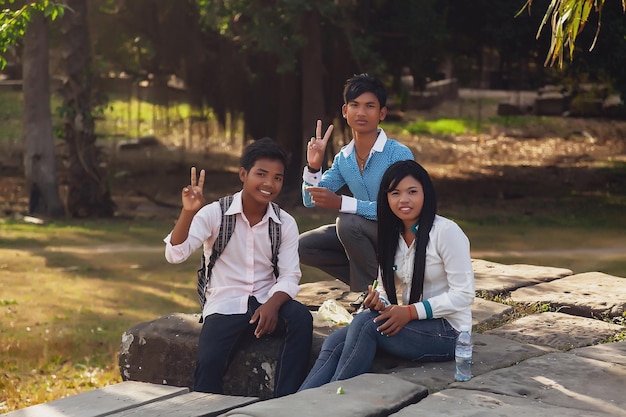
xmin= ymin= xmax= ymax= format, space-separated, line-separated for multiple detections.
xmin=299 ymin=309 xmax=456 ymax=390
xmin=194 ymin=296 xmax=313 ymax=397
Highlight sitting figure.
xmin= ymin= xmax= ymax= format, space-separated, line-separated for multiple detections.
xmin=300 ymin=73 xmax=414 ymax=298
xmin=164 ymin=138 xmax=313 ymax=397
xmin=299 ymin=160 xmax=474 ymax=390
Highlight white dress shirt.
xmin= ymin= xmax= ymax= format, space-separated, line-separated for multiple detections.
xmin=164 ymin=191 xmax=302 ymax=318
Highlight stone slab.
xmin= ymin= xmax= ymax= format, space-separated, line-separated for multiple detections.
xmin=2 ymin=381 xmax=189 ymax=417
xmin=510 ymin=272 xmax=626 ymax=318
xmin=472 ymin=259 xmax=572 ymax=297
xmin=297 ymin=281 xmax=363 ymax=312
xmin=485 ymin=312 xmax=625 ymax=351
xmin=118 ymin=313 xmax=306 ymax=399
xmin=375 ymin=333 xmax=553 ymax=393
xmin=572 ymin=340 xmax=626 ymax=366
xmin=451 ymin=350 xmax=626 ymax=416
xmin=390 ymin=388 xmax=614 ymax=417
xmin=471 ymin=297 xmax=513 ymax=328
xmin=109 ymin=391 xmax=258 ymax=417
xmin=221 ymin=373 xmax=427 ymax=417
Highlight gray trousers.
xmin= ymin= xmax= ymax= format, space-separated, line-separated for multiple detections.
xmin=298 ymin=213 xmax=378 ymax=292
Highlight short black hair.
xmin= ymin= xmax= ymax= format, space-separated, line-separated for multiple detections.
xmin=240 ymin=137 xmax=287 ymax=171
xmin=343 ymin=73 xmax=387 ymax=108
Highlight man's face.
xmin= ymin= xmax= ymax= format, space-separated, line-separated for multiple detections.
xmin=239 ymin=158 xmax=284 ymax=206
xmin=342 ymin=91 xmax=387 ymax=134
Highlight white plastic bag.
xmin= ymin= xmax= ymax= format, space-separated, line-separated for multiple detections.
xmin=316 ymin=299 xmax=353 ymax=326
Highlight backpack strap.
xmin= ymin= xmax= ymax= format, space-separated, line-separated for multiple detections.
xmin=268 ymin=201 xmax=281 ymax=278
xmin=196 ymin=195 xmax=236 ymax=315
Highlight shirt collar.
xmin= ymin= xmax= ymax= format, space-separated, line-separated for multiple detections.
xmin=342 ymin=128 xmax=388 ymax=158
xmin=224 ymin=191 xmax=281 ymax=223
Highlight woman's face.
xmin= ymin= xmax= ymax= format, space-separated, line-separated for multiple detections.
xmin=387 ymin=175 xmax=424 ymax=228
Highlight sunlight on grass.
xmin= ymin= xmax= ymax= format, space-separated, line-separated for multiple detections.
xmin=0 ymin=219 xmax=198 ymax=412
xmin=403 ymin=118 xmax=471 ymax=136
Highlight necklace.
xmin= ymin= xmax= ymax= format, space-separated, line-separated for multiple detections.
xmin=354 ymin=149 xmax=369 ymax=171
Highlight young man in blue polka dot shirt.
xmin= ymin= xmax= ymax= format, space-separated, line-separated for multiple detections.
xmin=300 ymin=73 xmax=415 ymax=297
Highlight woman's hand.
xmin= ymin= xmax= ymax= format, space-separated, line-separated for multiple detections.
xmin=363 ymin=285 xmax=386 ymax=311
xmin=373 ymin=305 xmax=414 ymax=336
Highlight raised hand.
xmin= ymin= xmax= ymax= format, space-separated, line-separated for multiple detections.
xmin=306 ymin=119 xmax=333 ymax=171
xmin=181 ymin=166 xmax=205 ymax=212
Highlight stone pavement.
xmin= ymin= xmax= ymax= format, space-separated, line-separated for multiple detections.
xmin=225 ymin=259 xmax=626 ymax=416
xmin=111 ymin=258 xmax=626 ymax=416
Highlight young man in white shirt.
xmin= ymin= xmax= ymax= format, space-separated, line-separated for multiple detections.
xmin=164 ymin=138 xmax=312 ymax=397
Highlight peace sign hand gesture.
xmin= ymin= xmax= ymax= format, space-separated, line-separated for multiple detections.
xmin=306 ymin=119 xmax=333 ymax=171
xmin=181 ymin=166 xmax=205 ymax=212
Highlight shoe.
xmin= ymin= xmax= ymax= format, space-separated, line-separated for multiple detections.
xmin=349 ymin=291 xmax=368 ymax=313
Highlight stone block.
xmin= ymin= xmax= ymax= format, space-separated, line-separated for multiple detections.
xmin=534 ymin=94 xmax=570 ymax=116
xmin=118 ymin=312 xmax=315 ymax=400
xmin=510 ymin=271 xmax=626 ymax=319
xmin=222 ymin=373 xmax=427 ymax=417
xmin=485 ymin=311 xmax=625 ymax=351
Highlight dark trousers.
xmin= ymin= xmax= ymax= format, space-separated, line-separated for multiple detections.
xmin=193 ymin=296 xmax=313 ymax=397
xmin=299 ymin=213 xmax=378 ymax=292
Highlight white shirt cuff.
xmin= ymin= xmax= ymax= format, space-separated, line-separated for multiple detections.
xmin=340 ymin=196 xmax=357 ymax=213
xmin=415 ymin=302 xmax=427 ymax=320
xmin=302 ymin=166 xmax=321 ymax=185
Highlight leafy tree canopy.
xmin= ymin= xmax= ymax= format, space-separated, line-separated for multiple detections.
xmin=519 ymin=0 xmax=625 ymax=67
xmin=0 ymin=0 xmax=66 ymax=68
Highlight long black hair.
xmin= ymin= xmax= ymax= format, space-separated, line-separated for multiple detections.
xmin=376 ymin=160 xmax=437 ymax=304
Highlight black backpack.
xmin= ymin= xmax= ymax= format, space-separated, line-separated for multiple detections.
xmin=196 ymin=195 xmax=281 ymax=321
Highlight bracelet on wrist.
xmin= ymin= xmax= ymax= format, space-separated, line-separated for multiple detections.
xmin=306 ymin=164 xmax=321 ymax=173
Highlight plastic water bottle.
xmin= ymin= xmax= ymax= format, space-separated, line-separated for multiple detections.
xmin=454 ymin=327 xmax=473 ymax=381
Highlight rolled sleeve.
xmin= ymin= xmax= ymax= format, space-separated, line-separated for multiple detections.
xmin=163 ymin=204 xmax=218 ymax=264
xmin=164 ymin=233 xmax=189 ymax=264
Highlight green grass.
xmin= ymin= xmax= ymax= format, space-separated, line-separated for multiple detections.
xmin=0 ymin=217 xmax=191 ymax=412
xmin=402 ymin=118 xmax=474 ymax=136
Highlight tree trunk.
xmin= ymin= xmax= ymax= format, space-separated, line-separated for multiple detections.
xmin=22 ymin=11 xmax=64 ymax=217
xmin=300 ymin=10 xmax=326 ymax=168
xmin=275 ymin=70 xmax=301 ymax=192
xmin=60 ymin=0 xmax=115 ymax=217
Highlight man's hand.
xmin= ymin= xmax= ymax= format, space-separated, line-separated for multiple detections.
xmin=306 ymin=119 xmax=333 ymax=171
xmin=249 ymin=292 xmax=290 ymax=338
xmin=306 ymin=186 xmax=342 ymax=210
xmin=181 ymin=166 xmax=205 ymax=212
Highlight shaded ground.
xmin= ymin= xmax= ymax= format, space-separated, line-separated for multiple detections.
xmin=1 ymin=116 xmax=625 ymax=220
